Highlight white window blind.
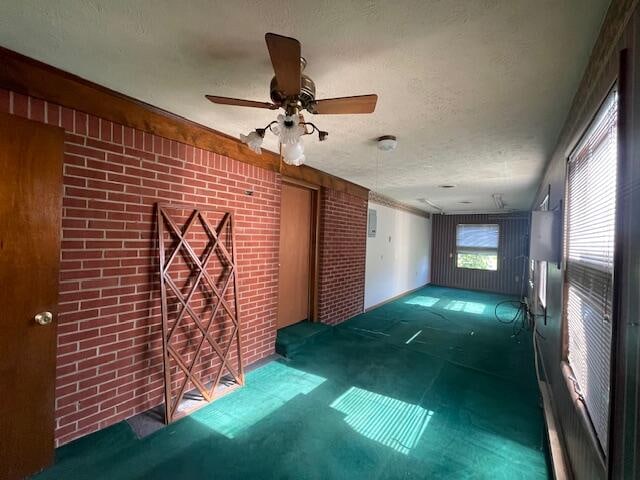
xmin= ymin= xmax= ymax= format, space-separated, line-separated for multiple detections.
xmin=457 ymin=224 xmax=499 ymax=249
xmin=565 ymin=88 xmax=618 ymax=451
xmin=456 ymin=224 xmax=499 ymax=270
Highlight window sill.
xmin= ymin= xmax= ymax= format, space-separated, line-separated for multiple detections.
xmin=455 ymin=267 xmax=498 ymax=272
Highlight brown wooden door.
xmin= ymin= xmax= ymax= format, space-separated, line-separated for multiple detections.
xmin=278 ymin=183 xmax=312 ymax=328
xmin=0 ymin=113 xmax=63 ymax=480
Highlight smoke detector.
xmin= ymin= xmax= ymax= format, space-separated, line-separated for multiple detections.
xmin=377 ymin=135 xmax=397 ymax=151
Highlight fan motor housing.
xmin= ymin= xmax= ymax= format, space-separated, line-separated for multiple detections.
xmin=270 ymin=57 xmax=316 ymax=110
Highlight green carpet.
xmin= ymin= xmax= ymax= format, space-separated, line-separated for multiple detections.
xmin=275 ymin=320 xmax=332 ymax=357
xmin=34 ymin=285 xmax=549 ymax=479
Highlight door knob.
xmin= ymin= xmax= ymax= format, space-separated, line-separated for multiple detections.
xmin=34 ymin=311 xmax=53 ymax=326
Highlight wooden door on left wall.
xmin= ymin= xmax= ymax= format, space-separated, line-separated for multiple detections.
xmin=278 ymin=183 xmax=313 ymax=329
xmin=0 ymin=112 xmax=64 ymax=479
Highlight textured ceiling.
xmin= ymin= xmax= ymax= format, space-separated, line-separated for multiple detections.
xmin=0 ymin=0 xmax=609 ymax=212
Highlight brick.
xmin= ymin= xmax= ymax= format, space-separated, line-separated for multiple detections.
xmin=75 ymin=112 xmax=88 ymax=136
xmin=67 ymin=144 xmax=106 ymax=161
xmin=2 ymin=90 xmax=369 ymax=451
xmin=100 ymin=119 xmax=112 ymax=142
xmin=0 ymin=88 xmax=9 ymax=113
xmin=13 ymin=92 xmax=29 ymax=117
xmin=46 ymin=102 xmax=61 ymax=126
xmin=61 ymin=107 xmax=74 ymax=130
xmin=88 ymin=115 xmax=100 ymax=138
xmin=30 ymin=97 xmax=45 ymax=122
xmin=86 ymin=138 xmax=124 ymax=154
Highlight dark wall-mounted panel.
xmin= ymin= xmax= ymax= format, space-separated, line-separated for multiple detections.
xmin=431 ymin=212 xmax=530 ymax=296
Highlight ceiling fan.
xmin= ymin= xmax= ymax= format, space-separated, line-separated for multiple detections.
xmin=205 ymin=33 xmax=378 ymax=166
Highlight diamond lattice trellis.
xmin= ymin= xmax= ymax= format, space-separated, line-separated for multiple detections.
xmin=156 ymin=203 xmax=244 ymax=424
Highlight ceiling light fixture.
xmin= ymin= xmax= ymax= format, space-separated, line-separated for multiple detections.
xmin=438 ymin=184 xmax=456 ymax=189
xmin=377 ymin=135 xmax=398 ymax=152
xmin=241 ymin=115 xmax=327 ymax=166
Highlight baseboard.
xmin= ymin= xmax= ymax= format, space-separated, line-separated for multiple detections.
xmin=534 ymin=335 xmax=572 ymax=480
xmin=364 ymin=283 xmax=430 ymax=312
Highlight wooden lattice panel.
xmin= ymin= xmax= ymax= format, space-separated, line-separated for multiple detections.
xmin=156 ymin=203 xmax=244 ymax=424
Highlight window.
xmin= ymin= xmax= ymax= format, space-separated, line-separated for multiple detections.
xmin=538 ymin=261 xmax=547 ymax=308
xmin=564 ymin=88 xmax=618 ymax=451
xmin=456 ymin=224 xmax=499 ymax=271
xmin=538 ymin=194 xmax=549 ymax=308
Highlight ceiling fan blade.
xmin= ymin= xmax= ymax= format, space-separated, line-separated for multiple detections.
xmin=205 ymin=95 xmax=279 ymax=110
xmin=265 ymin=33 xmax=301 ymax=97
xmin=310 ymin=94 xmax=378 ymax=114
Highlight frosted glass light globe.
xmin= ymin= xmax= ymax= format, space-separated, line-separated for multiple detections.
xmin=240 ymin=131 xmax=263 ymax=154
xmin=273 ymin=114 xmax=304 ymax=145
xmin=282 ymin=140 xmax=305 ymax=166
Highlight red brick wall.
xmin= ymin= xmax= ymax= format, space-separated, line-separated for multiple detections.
xmin=317 ymin=188 xmax=367 ymax=325
xmin=1 ymin=89 xmax=281 ymax=445
xmin=0 ymin=87 xmax=368 ymax=446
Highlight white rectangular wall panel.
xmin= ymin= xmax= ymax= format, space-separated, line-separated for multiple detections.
xmin=364 ymin=202 xmax=432 ymax=309
xmin=530 ymin=210 xmax=559 ymax=262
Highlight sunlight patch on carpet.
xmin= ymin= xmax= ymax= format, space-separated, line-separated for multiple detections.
xmin=443 ymin=300 xmax=486 ymax=314
xmin=330 ymin=387 xmax=433 ymax=454
xmin=405 ymin=296 xmax=440 ymax=307
xmin=193 ymin=363 xmax=326 ymax=439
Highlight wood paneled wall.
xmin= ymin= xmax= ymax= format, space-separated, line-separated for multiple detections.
xmin=431 ymin=213 xmax=530 ymax=296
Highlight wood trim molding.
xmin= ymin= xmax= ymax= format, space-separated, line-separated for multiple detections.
xmin=282 ymin=176 xmax=320 ymax=191
xmin=0 ymin=46 xmax=369 ymax=200
xmin=281 ymin=162 xmax=368 ymax=199
xmin=368 ymin=191 xmax=430 ymax=218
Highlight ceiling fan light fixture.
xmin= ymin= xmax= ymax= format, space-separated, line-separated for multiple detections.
xmin=240 ymin=129 xmax=265 ymax=154
xmin=282 ymin=139 xmax=305 ymax=166
xmin=273 ymin=114 xmax=305 ymax=145
xmin=207 ymin=32 xmax=379 ymax=168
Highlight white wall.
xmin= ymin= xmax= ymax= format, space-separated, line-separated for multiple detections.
xmin=364 ymin=202 xmax=432 ymax=309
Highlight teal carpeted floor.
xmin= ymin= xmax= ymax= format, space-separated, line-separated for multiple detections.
xmin=275 ymin=320 xmax=332 ymax=356
xmin=34 ymin=285 xmax=549 ymax=479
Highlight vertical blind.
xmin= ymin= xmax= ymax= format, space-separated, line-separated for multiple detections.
xmin=565 ymin=88 xmax=618 ymax=451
